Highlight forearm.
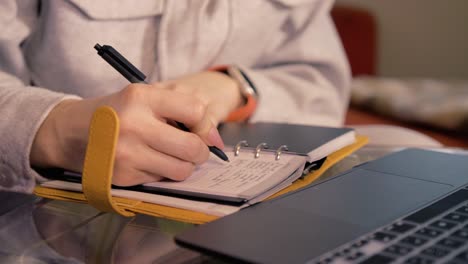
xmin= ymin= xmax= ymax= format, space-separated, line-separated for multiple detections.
xmin=0 ymin=73 xmax=80 ymax=192
xmin=243 ymin=63 xmax=350 ymax=126
xmin=238 ymin=1 xmax=351 ymax=126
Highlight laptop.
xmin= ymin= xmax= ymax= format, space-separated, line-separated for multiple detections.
xmin=175 ymin=148 xmax=468 ymax=264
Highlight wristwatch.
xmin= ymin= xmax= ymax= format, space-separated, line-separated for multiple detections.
xmin=226 ymin=65 xmax=258 ymax=101
xmin=209 ymin=64 xmax=258 ymax=122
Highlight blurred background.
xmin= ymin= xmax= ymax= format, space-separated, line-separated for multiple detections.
xmin=336 ymin=0 xmax=468 ymax=78
xmin=331 ymin=0 xmax=468 ymax=147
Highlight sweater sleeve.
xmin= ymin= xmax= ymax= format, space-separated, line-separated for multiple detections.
xmin=243 ymin=0 xmax=351 ymax=127
xmin=0 ymin=1 xmax=79 ymax=193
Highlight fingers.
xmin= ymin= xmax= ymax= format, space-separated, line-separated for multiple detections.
xmin=140 ymin=84 xmax=225 ymax=149
xmin=189 ymin=115 xmax=225 ymax=149
xmin=117 ymin=84 xmax=206 ymax=127
xmin=113 ymin=139 xmax=198 ymax=186
xmin=146 ymin=87 xmax=208 ymax=128
xmin=112 ymin=166 xmax=163 ymax=186
xmin=114 ymin=104 xmax=210 ymax=185
xmin=135 ymin=119 xmax=210 ymax=165
xmin=109 ymin=83 xmax=227 ymax=185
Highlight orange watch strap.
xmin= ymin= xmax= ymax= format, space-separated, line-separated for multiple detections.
xmin=208 ymin=65 xmax=258 ymax=122
xmin=225 ymin=94 xmax=257 ymax=122
xmin=208 ymin=65 xmax=229 ymax=72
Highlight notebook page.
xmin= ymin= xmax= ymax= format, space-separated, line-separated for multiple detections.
xmin=143 ymin=151 xmax=305 ymax=199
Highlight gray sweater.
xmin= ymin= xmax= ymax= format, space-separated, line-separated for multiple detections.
xmin=0 ymin=0 xmax=350 ymax=192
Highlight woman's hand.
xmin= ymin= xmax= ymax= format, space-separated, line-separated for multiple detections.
xmin=30 ymin=83 xmax=225 ymax=186
xmin=162 ymin=70 xmax=243 ymax=138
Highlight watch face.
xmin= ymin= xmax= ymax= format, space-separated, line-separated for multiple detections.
xmin=228 ymin=66 xmax=258 ymax=99
xmin=238 ymin=68 xmax=257 ymax=93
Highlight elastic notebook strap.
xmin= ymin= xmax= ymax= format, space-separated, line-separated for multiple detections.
xmin=82 ymin=106 xmax=134 ymax=217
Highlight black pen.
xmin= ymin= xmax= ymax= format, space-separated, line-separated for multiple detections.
xmin=94 ymin=43 xmax=229 ymax=162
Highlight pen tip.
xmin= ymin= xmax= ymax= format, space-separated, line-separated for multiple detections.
xmin=209 ymin=146 xmax=230 ymax=162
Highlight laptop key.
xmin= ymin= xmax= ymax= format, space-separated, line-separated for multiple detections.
xmin=405 ymin=189 xmax=468 ymax=224
xmin=384 ymin=244 xmax=413 ymax=256
xmin=429 ymin=220 xmax=457 ymax=230
xmin=371 ymin=232 xmax=396 ymax=243
xmin=351 ymin=239 xmax=369 ymax=248
xmin=403 ymin=256 xmax=433 ymax=264
xmin=436 ymin=237 xmax=465 ymax=249
xmin=400 ymin=236 xmax=428 ymax=247
xmin=455 ymin=205 xmax=468 ymax=215
xmin=415 ymin=227 xmax=443 ymax=238
xmin=444 ymin=260 xmax=464 ymax=264
xmin=420 ymin=246 xmax=450 ymax=258
xmin=359 ymin=254 xmax=394 ymax=264
xmin=455 ymin=250 xmax=468 ymax=261
xmin=451 ymin=229 xmax=468 ymax=240
xmin=342 ymin=248 xmax=352 ymax=254
xmin=443 ymin=212 xmax=468 ymax=223
xmin=384 ymin=222 xmax=416 ymax=234
xmin=345 ymin=251 xmax=364 ymax=261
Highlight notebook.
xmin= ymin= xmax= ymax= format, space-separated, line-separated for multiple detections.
xmin=40 ymin=122 xmax=354 ymax=211
xmin=35 ymin=106 xmax=364 ymax=222
xmin=218 ymin=122 xmax=356 ymax=163
xmin=175 ymin=148 xmax=468 ymax=264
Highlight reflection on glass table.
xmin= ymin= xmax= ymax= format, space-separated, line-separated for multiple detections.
xmin=0 ymin=146 xmax=466 ymax=263
xmin=0 ymin=194 xmax=207 ymax=263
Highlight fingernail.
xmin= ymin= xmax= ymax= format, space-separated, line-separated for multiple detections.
xmin=208 ymin=127 xmax=225 ymax=149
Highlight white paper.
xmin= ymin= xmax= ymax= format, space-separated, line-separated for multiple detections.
xmin=144 ymin=151 xmax=305 ymax=198
xmin=40 ymin=150 xmax=306 ymax=216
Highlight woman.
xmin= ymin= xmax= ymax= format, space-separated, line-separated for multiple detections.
xmin=0 ymin=0 xmax=350 ymax=192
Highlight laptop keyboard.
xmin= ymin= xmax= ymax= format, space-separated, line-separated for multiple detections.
xmin=313 ymin=188 xmax=468 ymax=264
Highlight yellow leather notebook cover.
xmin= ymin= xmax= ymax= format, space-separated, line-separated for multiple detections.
xmin=34 ymin=106 xmax=368 ymax=224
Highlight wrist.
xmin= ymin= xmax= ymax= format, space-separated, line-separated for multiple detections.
xmin=30 ymin=99 xmax=90 ymax=171
xmin=206 ymin=70 xmax=244 ymax=110
xmin=209 ymin=65 xmax=258 ymax=122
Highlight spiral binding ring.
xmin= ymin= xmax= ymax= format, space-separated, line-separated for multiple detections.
xmin=254 ymin=143 xmax=269 ymax=158
xmin=275 ymin=145 xmax=289 ymax=160
xmin=234 ymin=140 xmax=249 ymax=156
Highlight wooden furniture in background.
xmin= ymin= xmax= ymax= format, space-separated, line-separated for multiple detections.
xmin=331 ymin=5 xmax=468 ymax=148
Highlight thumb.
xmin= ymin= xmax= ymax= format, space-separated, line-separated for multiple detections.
xmin=190 ymin=115 xmax=225 ymax=150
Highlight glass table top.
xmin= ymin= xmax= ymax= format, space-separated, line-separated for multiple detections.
xmin=1 ymin=146 xmax=466 ymax=263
